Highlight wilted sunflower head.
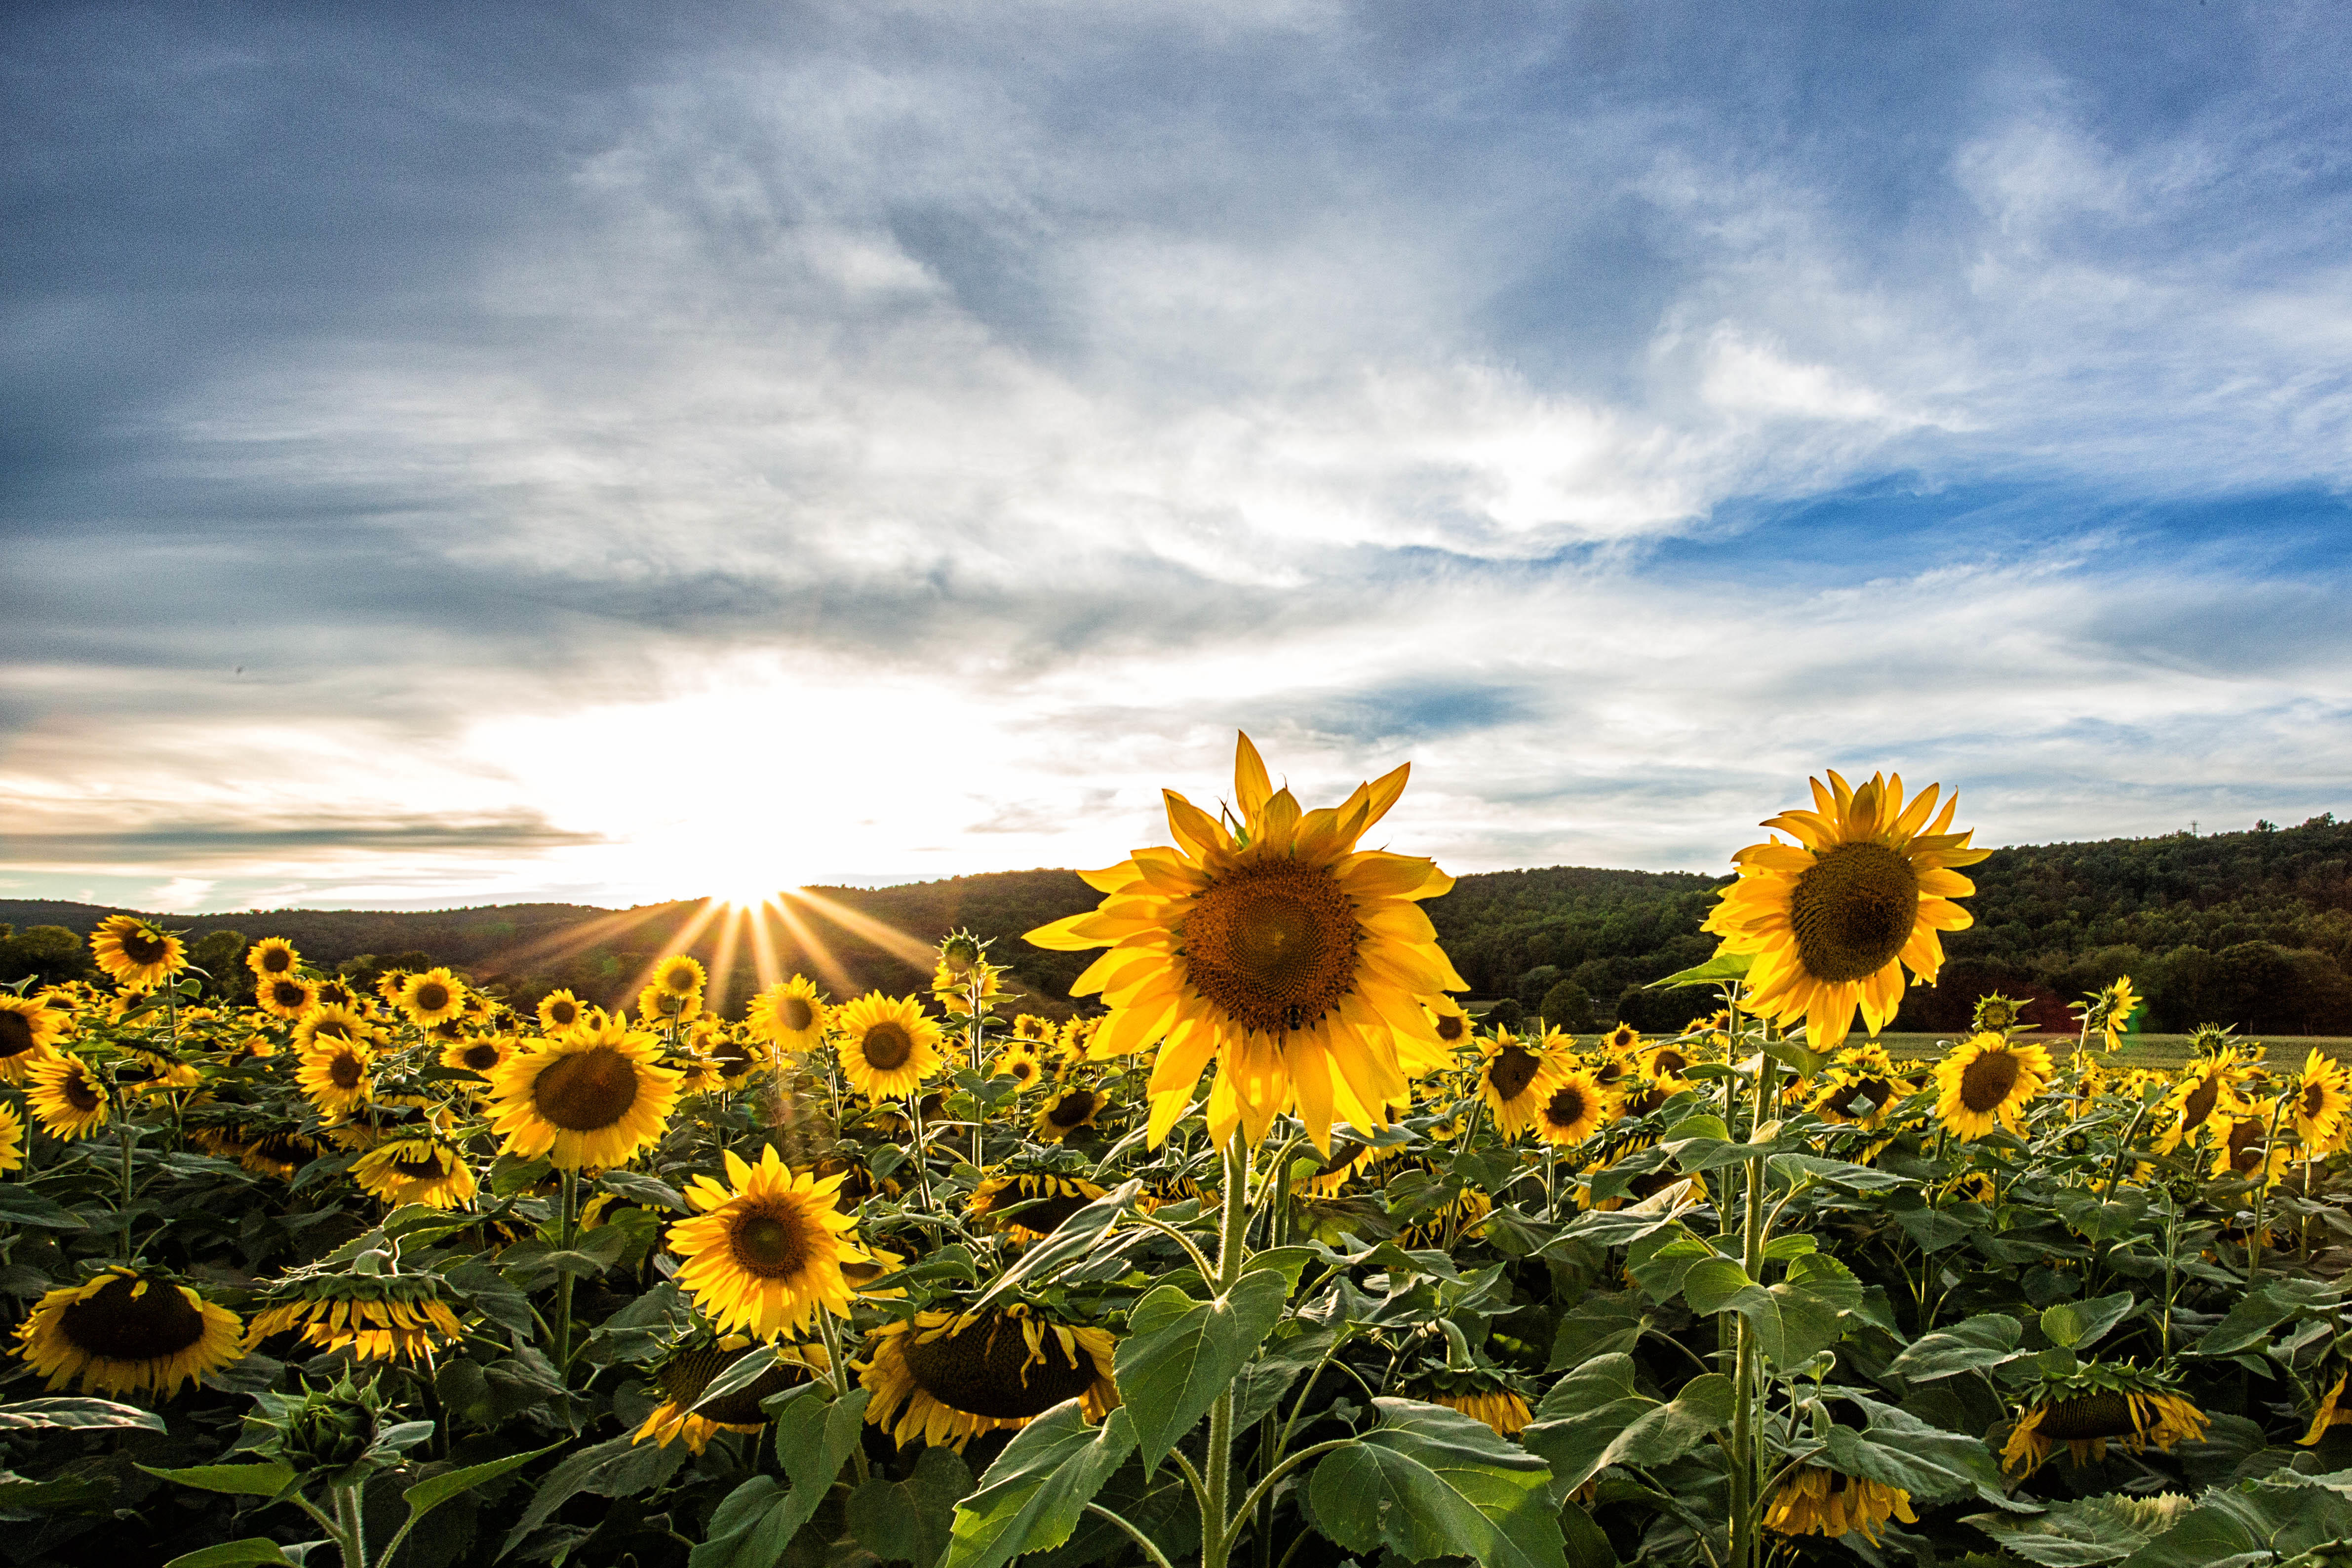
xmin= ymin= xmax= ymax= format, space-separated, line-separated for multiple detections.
xmin=861 ymin=1301 xmax=1120 ymax=1450
xmin=16 ymin=1266 xmax=244 ymax=1397
xmin=246 ymin=1266 xmax=468 ymax=1364
xmin=1405 ymin=1366 xmax=1533 ymax=1437
xmin=486 ymin=1016 xmax=681 ymax=1170
xmin=967 ymin=1169 xmax=1109 ymax=1241
xmin=633 ymin=1339 xmax=824 ymax=1452
xmin=2002 ymin=1362 xmax=2208 ymax=1476
xmin=1764 ymin=1466 xmax=1919 ymax=1544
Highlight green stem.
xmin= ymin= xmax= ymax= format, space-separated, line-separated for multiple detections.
xmin=1202 ymin=1135 xmax=1250 ymax=1568
xmin=1085 ymin=1504 xmax=1179 ymax=1568
xmin=334 ymin=1482 xmax=369 ymax=1568
xmin=1730 ymin=1030 xmax=1776 ymax=1568
xmin=817 ymin=1308 xmax=873 ymax=1483
xmin=553 ymin=1166 xmax=579 ymax=1373
xmin=2249 ymin=1088 xmax=2289 ymax=1284
xmin=116 ymin=1123 xmax=136 ymax=1264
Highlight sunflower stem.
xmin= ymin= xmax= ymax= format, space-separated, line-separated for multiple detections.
xmin=116 ymin=1122 xmax=136 ymax=1264
xmin=334 ymin=1481 xmax=369 ymax=1568
xmin=553 ymin=1165 xmax=579 ymax=1374
xmin=817 ymin=1307 xmax=872 ymax=1483
xmin=2248 ymin=1085 xmax=2289 ymax=1285
xmin=1201 ymin=1133 xmax=1250 ymax=1568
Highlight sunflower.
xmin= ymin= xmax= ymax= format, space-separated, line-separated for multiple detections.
xmin=484 ymin=1015 xmax=679 ymax=1168
xmin=234 ymin=1128 xmax=322 ymax=1181
xmin=1031 ymin=1087 xmax=1110 ymax=1143
xmin=1577 ymin=1137 xmax=1708 ymax=1213
xmin=993 ymin=1041 xmax=1045 ymax=1092
xmin=1704 ymin=772 xmax=1988 ymax=1051
xmin=747 ymin=976 xmax=828 ymax=1053
xmin=1532 ymin=1069 xmax=1616 ymax=1147
xmin=537 ymin=989 xmax=586 ymax=1033
xmin=2155 ymin=1049 xmax=2254 ymax=1153
xmin=633 ymin=1340 xmax=824 ymax=1453
xmin=638 ymin=983 xmax=702 ymax=1026
xmin=968 ymin=1172 xmax=1109 ymax=1242
xmin=1012 ymin=1014 xmax=1055 ymax=1044
xmin=1810 ymin=1066 xmax=1904 ymax=1130
xmin=352 ymin=1138 xmax=479 ymax=1210
xmin=0 ymin=993 xmax=69 ymax=1082
xmin=254 ymin=973 xmax=319 ymax=1021
xmin=296 ymin=1039 xmax=376 ymax=1120
xmin=397 ymin=968 xmax=467 ymax=1028
xmin=1479 ymin=1032 xmax=1570 ymax=1138
xmin=1932 ymin=1032 xmax=2051 ymax=1139
xmin=1764 ymin=1467 xmax=1918 ymax=1544
xmin=314 ymin=978 xmax=357 ymax=1012
xmin=243 ymin=936 xmax=301 ymax=981
xmin=701 ymin=1031 xmax=774 ymax=1087
xmin=25 ymin=1054 xmax=111 ymax=1140
xmin=651 ymin=954 xmax=706 ymax=999
xmin=862 ymin=1303 xmax=1119 ymax=1451
xmin=2303 ymin=1371 xmax=2352 ymax=1445
xmin=1425 ymin=996 xmax=1473 ymax=1054
xmin=1598 ymin=1023 xmax=1639 ymax=1055
xmin=1409 ymin=1369 xmax=1532 ymax=1436
xmin=666 ymin=1145 xmax=867 ymax=1337
xmin=89 ymin=915 xmax=185 ymax=990
xmin=0 ymin=1101 xmax=23 ymax=1173
xmin=288 ymin=1004 xmax=376 ymax=1056
xmin=2001 ymin=1363 xmax=2208 ymax=1476
xmin=834 ymin=992 xmax=945 ymax=1101
xmin=441 ymin=1034 xmax=517 ymax=1079
xmin=15 ymin=1267 xmax=243 ymax=1397
xmin=246 ymin=1272 xmax=467 ymax=1364
xmin=2210 ymin=1112 xmax=2292 ymax=1188
xmin=2101 ymin=977 xmax=2140 ymax=1051
xmin=122 ymin=1048 xmax=201 ymax=1095
xmin=2293 ymin=1049 xmax=2351 ymax=1155
xmin=1026 ymin=732 xmax=1465 ymax=1155
xmin=1634 ymin=1039 xmax=1697 ymax=1089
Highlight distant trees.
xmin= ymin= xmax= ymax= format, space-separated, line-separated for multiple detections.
xmin=0 ymin=925 xmax=92 ymax=989
xmin=1539 ymin=979 xmax=1595 ymax=1033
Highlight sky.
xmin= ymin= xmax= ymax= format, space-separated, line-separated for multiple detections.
xmin=5 ymin=0 xmax=2351 ymax=913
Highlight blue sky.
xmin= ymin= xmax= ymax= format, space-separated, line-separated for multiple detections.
xmin=4 ymin=1 xmax=2350 ymax=911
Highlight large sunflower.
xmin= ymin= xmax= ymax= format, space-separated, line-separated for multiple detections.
xmin=244 ymin=936 xmax=301 ymax=982
xmin=1931 ymin=1032 xmax=2052 ymax=1139
xmin=834 ymin=992 xmax=945 ymax=1101
xmin=89 ymin=915 xmax=185 ymax=991
xmin=352 ymin=1138 xmax=479 ymax=1210
xmin=296 ymin=1039 xmax=376 ymax=1120
xmin=2211 ymin=1112 xmax=2292 ymax=1187
xmin=487 ymin=1016 xmax=680 ymax=1169
xmin=1532 ymin=1069 xmax=1617 ymax=1147
xmin=25 ymin=1054 xmax=111 ymax=1140
xmin=254 ymin=973 xmax=319 ymax=1021
xmin=16 ymin=1267 xmax=243 ymax=1397
xmin=747 ymin=976 xmax=828 ymax=1053
xmin=0 ymin=992 xmax=69 ymax=1082
xmin=862 ymin=1303 xmax=1119 ymax=1451
xmin=667 ymin=1145 xmax=867 ymax=1339
xmin=398 ymin=968 xmax=467 ymax=1028
xmin=1704 ymin=772 xmax=1988 ymax=1051
xmin=1026 ymin=732 xmax=1465 ymax=1154
xmin=633 ymin=1339 xmax=823 ymax=1453
xmin=1479 ymin=1031 xmax=1570 ymax=1138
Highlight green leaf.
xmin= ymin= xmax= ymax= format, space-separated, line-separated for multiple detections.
xmin=2042 ymin=1292 xmax=2135 ymax=1351
xmin=1307 ymin=1398 xmax=1567 ymax=1568
xmin=1680 ymin=1258 xmax=1764 ymax=1319
xmin=1884 ymin=1313 xmax=2026 ymax=1381
xmin=847 ymin=1447 xmax=974 ymax=1568
xmin=0 ymin=1396 xmax=166 ymax=1432
xmin=775 ymin=1382 xmax=874 ymax=1498
xmin=1767 ymin=1153 xmax=1916 ymax=1192
xmin=497 ymin=1433 xmax=686 ymax=1558
xmin=1760 ymin=1036 xmax=1829 ymax=1079
xmin=1233 ymin=1324 xmax=1342 ymax=1430
xmin=1594 ymin=1373 xmax=1733 ymax=1472
xmin=1827 ymin=1396 xmax=2016 ymax=1508
xmin=1892 ymin=1204 xmax=1979 ymax=1251
xmin=600 ymin=1169 xmax=688 ymax=1210
xmin=402 ymin=1442 xmax=562 ymax=1531
xmin=968 ymin=1180 xmax=1141 ymax=1317
xmin=690 ymin=1346 xmax=784 ymax=1416
xmin=137 ymin=1461 xmax=298 ymax=1497
xmin=0 ymin=1187 xmax=88 ymax=1229
xmin=1964 ymin=1493 xmax=2197 ymax=1567
xmin=1114 ymin=1267 xmax=1289 ymax=1475
xmin=159 ymin=1541 xmax=300 ymax=1568
xmin=1523 ymin=1355 xmax=1663 ymax=1500
xmin=1647 ymin=952 xmax=1752 ymax=990
xmin=942 ymin=1404 xmax=1137 ymax=1568
xmin=1546 ymin=1293 xmax=1651 ymax=1371
xmin=2197 ymin=1279 xmax=2341 ymax=1358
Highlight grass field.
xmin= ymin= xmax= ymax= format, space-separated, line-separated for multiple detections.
xmin=1873 ymin=1031 xmax=2352 ymax=1068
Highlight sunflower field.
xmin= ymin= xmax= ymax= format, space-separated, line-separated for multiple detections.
xmin=8 ymin=740 xmax=2352 ymax=1568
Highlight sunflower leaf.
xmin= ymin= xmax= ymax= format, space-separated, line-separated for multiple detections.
xmin=158 ymin=1540 xmax=302 ymax=1567
xmin=136 ymin=1460 xmax=301 ymax=1498
xmin=1306 ymin=1397 xmax=1567 ymax=1568
xmin=846 ymin=1446 xmax=974 ymax=1568
xmin=0 ymin=1189 xmax=87 ymax=1229
xmin=966 ymin=1180 xmax=1141 ymax=1318
xmin=400 ymin=1442 xmax=564 ymax=1532
xmin=1646 ymin=952 xmax=1754 ymax=991
xmin=0 ymin=1396 xmax=165 ymax=1432
xmin=943 ymin=1403 xmax=1137 ymax=1568
xmin=690 ymin=1347 xmax=783 ymax=1416
xmin=1117 ymin=1267 xmax=1291 ymax=1476
xmin=1884 ymin=1313 xmax=2027 ymax=1382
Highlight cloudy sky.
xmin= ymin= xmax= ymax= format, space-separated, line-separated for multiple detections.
xmin=6 ymin=1 xmax=2351 ymax=913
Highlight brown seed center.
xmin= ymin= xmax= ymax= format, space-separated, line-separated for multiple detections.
xmin=463 ymin=1043 xmax=501 ymax=1070
xmin=1958 ymin=1049 xmax=2022 ymax=1114
xmin=1048 ymin=1092 xmax=1095 ymax=1129
xmin=900 ymin=1316 xmax=1098 ymax=1419
xmin=59 ymin=1274 xmax=206 ymax=1361
xmin=260 ymin=947 xmax=293 ymax=975
xmin=270 ymin=980 xmax=309 ymax=1010
xmin=1487 ymin=1046 xmax=1542 ymax=1102
xmin=328 ymin=1052 xmax=365 ymax=1091
xmin=1544 ymin=1085 xmax=1590 ymax=1130
xmin=121 ymin=929 xmax=169 ymax=966
xmin=2180 ymin=1075 xmax=2221 ymax=1130
xmin=1436 ymin=1013 xmax=1466 ymax=1043
xmin=414 ymin=982 xmax=451 ymax=1013
xmin=547 ymin=999 xmax=578 ymax=1027
xmin=64 ymin=1070 xmax=103 ymax=1112
xmin=2037 ymin=1391 xmax=2142 ymax=1441
xmin=862 ymin=1022 xmax=914 ymax=1071
xmin=1788 ymin=842 xmax=1920 ymax=983
xmin=726 ymin=1201 xmax=817 ymax=1279
xmin=533 ymin=1046 xmax=641 ymax=1130
xmin=782 ymin=997 xmax=815 ymax=1031
xmin=0 ymin=1011 xmax=35 ymax=1057
xmin=1181 ymin=862 xmax=1361 ymax=1036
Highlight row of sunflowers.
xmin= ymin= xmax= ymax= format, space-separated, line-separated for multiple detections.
xmin=4 ymin=737 xmax=2352 ymax=1568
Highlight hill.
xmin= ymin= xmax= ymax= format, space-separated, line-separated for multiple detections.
xmin=5 ymin=811 xmax=2349 ymax=1036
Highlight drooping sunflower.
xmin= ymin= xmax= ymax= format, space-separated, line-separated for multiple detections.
xmin=667 ymin=1145 xmax=867 ymax=1339
xmin=834 ymin=992 xmax=945 ymax=1101
xmin=0 ymin=993 xmax=69 ymax=1082
xmin=747 ymin=976 xmax=828 ymax=1054
xmin=2001 ymin=1363 xmax=2209 ymax=1476
xmin=244 ymin=936 xmax=301 ymax=982
xmin=89 ymin=915 xmax=186 ymax=990
xmin=1704 ymin=772 xmax=1988 ymax=1051
xmin=296 ymin=1038 xmax=376 ymax=1120
xmin=537 ymin=989 xmax=586 ymax=1033
xmin=862 ymin=1302 xmax=1119 ymax=1451
xmin=1532 ymin=1069 xmax=1617 ymax=1147
xmin=2155 ymin=1048 xmax=2254 ymax=1153
xmin=440 ymin=1033 xmax=517 ymax=1079
xmin=2293 ymin=1049 xmax=2352 ymax=1155
xmin=2302 ymin=1369 xmax=2352 ymax=1445
xmin=1932 ymin=1032 xmax=2052 ymax=1139
xmin=632 ymin=1339 xmax=824 ymax=1453
xmin=25 ymin=1053 xmax=111 ymax=1140
xmin=1576 ymin=1137 xmax=1708 ymax=1213
xmin=968 ymin=1171 xmax=1108 ymax=1242
xmin=254 ymin=973 xmax=319 ymax=1021
xmin=1409 ymin=1369 xmax=1533 ymax=1436
xmin=1810 ymin=1065 xmax=1904 ymax=1130
xmin=233 ymin=1128 xmax=322 ymax=1181
xmin=993 ymin=1041 xmax=1045 ymax=1092
xmin=1764 ymin=1467 xmax=1918 ymax=1544
xmin=397 ymin=968 xmax=467 ymax=1028
xmin=246 ymin=1271 xmax=467 ymax=1364
xmin=17 ymin=1268 xmax=243 ymax=1397
xmin=1031 ymin=1087 xmax=1110 ymax=1143
xmin=2210 ymin=1112 xmax=2292 ymax=1188
xmin=0 ymin=1101 xmax=23 ymax=1173
xmin=352 ymin=1138 xmax=479 ymax=1210
xmin=486 ymin=1015 xmax=680 ymax=1169
xmin=1026 ymin=732 xmax=1465 ymax=1155
xmin=1479 ymin=1031 xmax=1570 ymax=1138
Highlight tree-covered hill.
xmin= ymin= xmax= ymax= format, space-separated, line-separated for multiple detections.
xmin=6 ymin=810 xmax=2349 ymax=1035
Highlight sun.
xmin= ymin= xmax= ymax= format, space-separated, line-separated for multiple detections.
xmin=711 ymin=868 xmax=804 ymax=908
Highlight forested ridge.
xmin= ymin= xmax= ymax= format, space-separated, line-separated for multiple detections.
xmin=5 ymin=810 xmax=2349 ymax=1034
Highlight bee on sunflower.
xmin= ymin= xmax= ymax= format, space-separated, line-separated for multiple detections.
xmin=0 ymin=992 xmax=70 ymax=1082
xmin=1025 ymin=732 xmax=1464 ymax=1155
xmin=747 ymin=976 xmax=828 ymax=1055
xmin=1932 ymin=1032 xmax=2052 ymax=1139
xmin=16 ymin=1266 xmax=244 ymax=1397
xmin=486 ymin=1015 xmax=681 ymax=1169
xmin=89 ymin=915 xmax=186 ymax=991
xmin=351 ymin=1138 xmax=479 ymax=1210
xmin=666 ymin=1145 xmax=868 ymax=1339
xmin=1764 ymin=1467 xmax=1917 ymax=1544
xmin=1031 ymin=1086 xmax=1110 ymax=1143
xmin=833 ymin=992 xmax=944 ymax=1101
xmin=632 ymin=1337 xmax=825 ymax=1453
xmin=1478 ymin=1029 xmax=1571 ymax=1138
xmin=1704 ymin=771 xmax=1988 ymax=1051
xmin=2001 ymin=1362 xmax=2208 ymax=1476
xmin=25 ymin=1053 xmax=112 ymax=1140
xmin=861 ymin=1299 xmax=1119 ymax=1451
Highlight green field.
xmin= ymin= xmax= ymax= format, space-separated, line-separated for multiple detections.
xmin=1872 ymin=1031 xmax=2352 ymax=1068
